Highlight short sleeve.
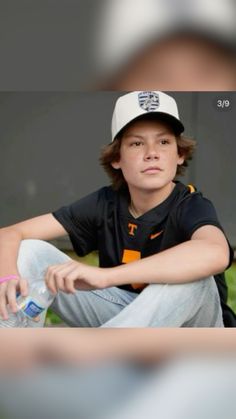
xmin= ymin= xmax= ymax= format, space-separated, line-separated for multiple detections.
xmin=175 ymin=194 xmax=225 ymax=241
xmin=174 ymin=193 xmax=234 ymax=267
xmin=52 ymin=189 xmax=104 ymax=256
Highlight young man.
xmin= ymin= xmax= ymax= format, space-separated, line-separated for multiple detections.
xmin=0 ymin=91 xmax=233 ymax=327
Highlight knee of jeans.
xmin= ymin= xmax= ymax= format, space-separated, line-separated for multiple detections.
xmin=20 ymin=239 xmax=69 ymax=260
xmin=178 ymin=277 xmax=216 ymax=295
xmin=19 ymin=239 xmax=51 ymax=261
xmin=19 ymin=239 xmax=39 ymax=255
xmin=17 ymin=240 xmax=48 ymax=275
xmin=18 ymin=239 xmax=70 ymax=277
xmin=143 ymin=277 xmax=214 ymax=295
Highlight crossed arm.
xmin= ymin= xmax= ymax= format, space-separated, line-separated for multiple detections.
xmin=44 ymin=224 xmax=229 ymax=294
xmin=0 ymin=213 xmax=230 ymax=317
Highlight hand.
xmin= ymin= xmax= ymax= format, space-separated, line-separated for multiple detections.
xmin=0 ymin=277 xmax=28 ymax=320
xmin=45 ymin=260 xmax=108 ymax=294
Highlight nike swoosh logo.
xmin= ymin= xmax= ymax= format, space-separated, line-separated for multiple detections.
xmin=150 ymin=230 xmax=164 ymax=240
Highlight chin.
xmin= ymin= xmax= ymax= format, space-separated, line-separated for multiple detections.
xmin=139 ymin=182 xmax=169 ymax=192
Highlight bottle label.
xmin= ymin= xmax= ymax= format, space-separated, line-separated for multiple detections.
xmin=18 ymin=297 xmax=45 ymax=319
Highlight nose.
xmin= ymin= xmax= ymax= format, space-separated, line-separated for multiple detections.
xmin=144 ymin=143 xmax=160 ymax=160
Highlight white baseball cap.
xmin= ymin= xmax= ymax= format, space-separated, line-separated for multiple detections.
xmin=111 ymin=91 xmax=184 ymax=142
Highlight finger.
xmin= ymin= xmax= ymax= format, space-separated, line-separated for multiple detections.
xmin=45 ymin=266 xmax=60 ymax=294
xmin=7 ymin=281 xmax=19 ymax=313
xmin=19 ymin=278 xmax=29 ymax=297
xmin=64 ymin=277 xmax=76 ymax=294
xmin=50 ymin=271 xmax=68 ymax=293
xmin=52 ymin=265 xmax=73 ymax=292
xmin=45 ymin=274 xmax=58 ymax=294
xmin=0 ymin=285 xmax=9 ymax=320
xmin=54 ymin=274 xmax=65 ymax=292
xmin=45 ymin=261 xmax=75 ymax=275
xmin=48 ymin=264 xmax=77 ymax=293
xmin=63 ymin=269 xmax=80 ymax=293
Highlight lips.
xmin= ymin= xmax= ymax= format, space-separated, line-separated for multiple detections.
xmin=142 ymin=166 xmax=162 ymax=173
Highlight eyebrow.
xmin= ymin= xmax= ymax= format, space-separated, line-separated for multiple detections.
xmin=123 ymin=131 xmax=174 ymax=139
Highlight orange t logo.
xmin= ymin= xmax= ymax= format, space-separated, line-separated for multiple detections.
xmin=128 ymin=223 xmax=138 ymax=236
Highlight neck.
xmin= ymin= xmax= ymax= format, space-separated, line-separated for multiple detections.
xmin=129 ymin=182 xmax=175 ymax=218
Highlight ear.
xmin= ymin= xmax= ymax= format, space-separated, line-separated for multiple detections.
xmin=177 ymin=155 xmax=185 ymax=166
xmin=111 ymin=160 xmax=121 ymax=169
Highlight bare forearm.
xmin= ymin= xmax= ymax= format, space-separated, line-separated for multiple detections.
xmin=105 ymin=240 xmax=229 ymax=287
xmin=0 ymin=215 xmax=67 ymax=278
xmin=0 ymin=228 xmax=22 ymax=276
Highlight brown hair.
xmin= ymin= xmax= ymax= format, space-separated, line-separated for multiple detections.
xmin=100 ymin=120 xmax=196 ymax=190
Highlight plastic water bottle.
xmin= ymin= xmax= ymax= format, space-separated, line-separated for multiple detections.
xmin=0 ymin=280 xmax=55 ymax=328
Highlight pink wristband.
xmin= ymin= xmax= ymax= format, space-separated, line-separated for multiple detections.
xmin=0 ymin=275 xmax=19 ymax=284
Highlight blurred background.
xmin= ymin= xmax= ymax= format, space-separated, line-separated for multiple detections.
xmin=0 ymin=0 xmax=96 ymax=90
xmin=0 ymin=0 xmax=235 ymax=90
xmin=95 ymin=0 xmax=236 ymax=90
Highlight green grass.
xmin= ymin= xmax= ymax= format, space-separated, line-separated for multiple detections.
xmin=45 ymin=253 xmax=236 ymax=325
xmin=225 ymin=263 xmax=236 ymax=313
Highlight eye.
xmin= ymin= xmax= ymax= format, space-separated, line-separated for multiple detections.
xmin=130 ymin=141 xmax=143 ymax=147
xmin=160 ymin=139 xmax=170 ymax=145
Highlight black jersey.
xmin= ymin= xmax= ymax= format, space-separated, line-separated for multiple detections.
xmin=52 ymin=182 xmax=234 ymax=322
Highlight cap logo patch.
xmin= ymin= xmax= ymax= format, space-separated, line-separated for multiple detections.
xmin=138 ymin=91 xmax=159 ymax=112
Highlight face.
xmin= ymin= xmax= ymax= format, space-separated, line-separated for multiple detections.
xmin=111 ymin=119 xmax=184 ymax=194
xmin=108 ymin=35 xmax=236 ymax=91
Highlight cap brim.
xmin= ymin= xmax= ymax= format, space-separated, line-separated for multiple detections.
xmin=114 ymin=112 xmax=184 ymax=141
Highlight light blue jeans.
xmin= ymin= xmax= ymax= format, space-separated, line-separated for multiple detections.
xmin=16 ymin=239 xmax=224 ymax=327
xmin=1 ymin=357 xmax=235 ymax=419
